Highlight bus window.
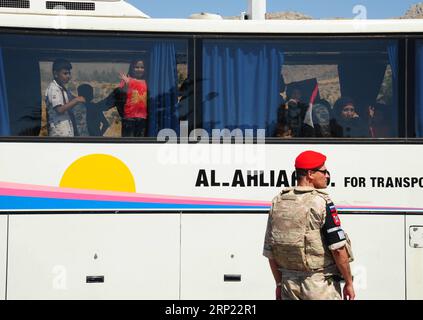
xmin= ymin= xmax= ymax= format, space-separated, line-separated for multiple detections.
xmin=0 ymin=33 xmax=189 ymax=138
xmin=415 ymin=40 xmax=423 ymax=138
xmin=199 ymin=39 xmax=399 ymax=139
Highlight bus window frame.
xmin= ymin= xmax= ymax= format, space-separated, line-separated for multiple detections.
xmin=0 ymin=27 xmax=417 ymax=143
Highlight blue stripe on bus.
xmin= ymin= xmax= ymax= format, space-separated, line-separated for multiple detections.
xmin=0 ymin=196 xmax=269 ymax=210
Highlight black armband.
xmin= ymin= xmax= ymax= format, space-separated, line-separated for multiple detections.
xmin=322 ymin=202 xmax=346 ymax=247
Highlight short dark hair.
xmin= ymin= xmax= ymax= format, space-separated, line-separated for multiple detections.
xmin=77 ymin=84 xmax=93 ymax=101
xmin=295 ymin=166 xmax=322 ymax=181
xmin=52 ymin=59 xmax=72 ymax=73
xmin=295 ymin=169 xmax=308 ymax=179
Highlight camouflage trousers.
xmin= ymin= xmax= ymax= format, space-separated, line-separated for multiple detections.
xmin=280 ymin=269 xmax=342 ymax=300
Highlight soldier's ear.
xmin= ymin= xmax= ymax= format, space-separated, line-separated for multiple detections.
xmin=306 ymin=170 xmax=315 ymax=181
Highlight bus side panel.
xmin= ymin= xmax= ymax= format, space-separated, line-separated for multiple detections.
xmin=7 ymin=214 xmax=180 ymax=299
xmin=406 ymin=215 xmax=423 ymax=300
xmin=0 ymin=216 xmax=6 ymax=300
xmin=180 ymin=213 xmax=274 ymax=299
xmin=341 ymin=214 xmax=405 ymax=300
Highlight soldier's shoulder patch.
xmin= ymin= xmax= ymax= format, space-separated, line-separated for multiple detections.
xmin=327 ymin=202 xmax=341 ymax=226
xmin=327 ymin=202 xmax=336 ymax=212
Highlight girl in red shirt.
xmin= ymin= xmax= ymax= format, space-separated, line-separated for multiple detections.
xmin=119 ymin=59 xmax=148 ymax=137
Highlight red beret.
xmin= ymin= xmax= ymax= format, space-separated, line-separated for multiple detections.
xmin=295 ymin=150 xmax=326 ymax=169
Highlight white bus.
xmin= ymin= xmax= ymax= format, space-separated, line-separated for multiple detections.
xmin=0 ymin=0 xmax=422 ymax=300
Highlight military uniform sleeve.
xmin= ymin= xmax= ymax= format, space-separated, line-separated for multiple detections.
xmin=262 ymin=203 xmax=274 ymax=259
xmin=321 ymin=200 xmax=347 ymax=250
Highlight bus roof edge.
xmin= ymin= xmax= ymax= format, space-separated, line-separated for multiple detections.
xmin=0 ymin=0 xmax=150 ymax=18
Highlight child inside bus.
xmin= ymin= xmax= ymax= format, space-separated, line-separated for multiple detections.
xmin=77 ymin=84 xmax=110 ymax=136
xmin=277 ymin=85 xmax=308 ymax=137
xmin=368 ymin=102 xmax=394 ymax=137
xmin=118 ymin=59 xmax=148 ymax=137
xmin=45 ymin=59 xmax=85 ymax=137
xmin=332 ymin=97 xmax=368 ymax=137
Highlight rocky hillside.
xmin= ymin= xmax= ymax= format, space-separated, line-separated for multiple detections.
xmin=226 ymin=3 xmax=423 ymax=20
xmin=226 ymin=11 xmax=312 ymax=20
xmin=401 ymin=2 xmax=423 ymax=18
xmin=265 ymin=11 xmax=312 ymax=20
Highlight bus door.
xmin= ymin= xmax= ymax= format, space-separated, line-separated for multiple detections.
xmin=406 ymin=214 xmax=423 ymax=299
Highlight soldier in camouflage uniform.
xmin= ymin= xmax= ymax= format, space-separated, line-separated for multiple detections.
xmin=263 ymin=150 xmax=355 ymax=300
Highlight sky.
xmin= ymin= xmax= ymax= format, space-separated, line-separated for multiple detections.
xmin=126 ymin=0 xmax=420 ymax=19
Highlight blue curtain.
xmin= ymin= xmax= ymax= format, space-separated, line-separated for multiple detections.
xmin=202 ymin=41 xmax=284 ymax=135
xmin=148 ymin=41 xmax=179 ymax=136
xmin=387 ymin=43 xmax=398 ymax=135
xmin=0 ymin=48 xmax=10 ymax=136
xmin=338 ymin=58 xmax=386 ymax=119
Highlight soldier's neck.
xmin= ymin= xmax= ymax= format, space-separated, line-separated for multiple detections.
xmin=297 ymin=180 xmax=315 ymax=188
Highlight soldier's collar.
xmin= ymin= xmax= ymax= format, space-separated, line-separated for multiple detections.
xmin=293 ymin=186 xmax=316 ymax=193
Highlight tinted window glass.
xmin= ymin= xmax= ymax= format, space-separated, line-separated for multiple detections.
xmin=0 ymin=33 xmax=189 ymax=138
xmin=415 ymin=40 xmax=423 ymax=137
xmin=200 ymin=39 xmax=399 ymax=138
